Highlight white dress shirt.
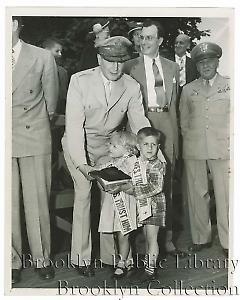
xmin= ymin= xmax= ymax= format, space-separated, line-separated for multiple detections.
xmin=100 ymin=71 xmax=112 ymax=105
xmin=143 ymin=54 xmax=165 ymax=107
xmin=175 ymin=54 xmax=186 ymax=87
xmin=12 ymin=39 xmax=22 ymax=67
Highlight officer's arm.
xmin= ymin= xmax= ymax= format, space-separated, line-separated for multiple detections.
xmin=65 ymin=75 xmax=87 ymax=167
xmin=179 ymin=87 xmax=189 ymax=136
xmin=42 ymin=51 xmax=59 ymax=118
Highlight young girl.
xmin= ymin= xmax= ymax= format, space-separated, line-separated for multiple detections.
xmin=97 ymin=131 xmax=139 ymax=278
xmin=131 ymin=127 xmax=166 ymax=283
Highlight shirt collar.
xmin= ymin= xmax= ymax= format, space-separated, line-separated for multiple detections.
xmin=13 ymin=39 xmax=22 ymax=53
xmin=203 ymin=73 xmax=218 ymax=86
xmin=100 ymin=70 xmax=111 ymax=87
xmin=144 ymin=54 xmax=160 ymax=63
xmin=175 ymin=54 xmax=186 ymax=63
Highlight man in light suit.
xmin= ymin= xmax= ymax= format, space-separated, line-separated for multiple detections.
xmin=180 ymin=42 xmax=230 ymax=257
xmin=124 ymin=19 xmax=186 ymax=258
xmin=12 ymin=17 xmax=59 ymax=284
xmin=62 ymin=36 xmax=150 ymax=277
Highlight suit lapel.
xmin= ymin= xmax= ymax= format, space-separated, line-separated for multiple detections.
xmin=161 ymin=57 xmax=174 ymax=105
xmin=131 ymin=57 xmax=148 ymax=106
xmin=12 ymin=42 xmax=36 ymax=93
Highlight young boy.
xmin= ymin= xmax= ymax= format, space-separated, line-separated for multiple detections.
xmin=131 ymin=127 xmax=166 ymax=283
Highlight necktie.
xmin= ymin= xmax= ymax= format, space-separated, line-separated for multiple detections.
xmin=12 ymin=49 xmax=15 ymax=70
xmin=152 ymin=59 xmax=167 ymax=107
xmin=179 ymin=57 xmax=185 ymax=86
xmin=205 ymin=79 xmax=211 ymax=94
xmin=105 ymin=80 xmax=111 ymax=105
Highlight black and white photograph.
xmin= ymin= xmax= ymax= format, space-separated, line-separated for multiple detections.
xmin=3 ymin=2 xmax=240 ymax=297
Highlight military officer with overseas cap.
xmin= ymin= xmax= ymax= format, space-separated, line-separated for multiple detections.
xmin=62 ymin=36 xmax=150 ymax=276
xmin=180 ymin=42 xmax=230 ymax=257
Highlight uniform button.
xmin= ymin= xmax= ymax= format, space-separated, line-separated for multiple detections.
xmin=206 ymin=125 xmax=209 ymax=129
xmin=29 ymin=90 xmax=33 ymax=93
xmin=206 ymin=98 xmax=210 ymax=101
xmin=26 ymin=125 xmax=30 ymax=129
xmin=205 ymin=106 xmax=208 ymax=110
xmin=206 ymin=115 xmax=209 ymax=119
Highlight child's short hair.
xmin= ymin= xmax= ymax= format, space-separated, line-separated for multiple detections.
xmin=111 ymin=131 xmax=138 ymax=156
xmin=137 ymin=127 xmax=161 ymax=144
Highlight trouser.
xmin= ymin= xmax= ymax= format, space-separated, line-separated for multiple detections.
xmin=62 ymin=140 xmax=118 ymax=266
xmin=12 ymin=155 xmax=51 ymax=269
xmin=184 ymin=159 xmax=229 ymax=249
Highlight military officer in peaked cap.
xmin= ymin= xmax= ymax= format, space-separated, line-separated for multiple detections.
xmin=180 ymin=42 xmax=230 ymax=257
xmin=62 ymin=36 xmax=150 ymax=276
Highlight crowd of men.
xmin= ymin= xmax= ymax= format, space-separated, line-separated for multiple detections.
xmin=11 ymin=16 xmax=230 ymax=284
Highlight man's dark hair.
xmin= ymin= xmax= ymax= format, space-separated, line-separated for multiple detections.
xmin=142 ymin=18 xmax=165 ymax=39
xmin=137 ymin=127 xmax=161 ymax=144
xmin=12 ymin=16 xmax=23 ymax=31
xmin=42 ymin=37 xmax=63 ymax=49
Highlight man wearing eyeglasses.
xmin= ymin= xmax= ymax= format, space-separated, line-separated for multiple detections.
xmin=179 ymin=42 xmax=229 ymax=257
xmin=124 ymin=18 xmax=186 ymax=259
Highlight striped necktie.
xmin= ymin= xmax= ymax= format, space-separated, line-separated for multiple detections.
xmin=152 ymin=58 xmax=167 ymax=107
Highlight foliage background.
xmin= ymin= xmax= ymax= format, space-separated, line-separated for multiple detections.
xmin=20 ymin=17 xmax=210 ymax=75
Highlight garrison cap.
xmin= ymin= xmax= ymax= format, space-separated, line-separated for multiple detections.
xmin=96 ymin=36 xmax=132 ymax=62
xmin=191 ymin=42 xmax=222 ymax=63
xmin=89 ymin=18 xmax=110 ymax=35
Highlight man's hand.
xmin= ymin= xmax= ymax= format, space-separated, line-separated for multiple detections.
xmin=105 ymin=182 xmax=134 ymax=195
xmin=77 ymin=164 xmax=95 ymax=181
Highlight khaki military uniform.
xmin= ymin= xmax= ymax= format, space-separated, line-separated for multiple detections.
xmin=180 ymin=73 xmax=230 ymax=249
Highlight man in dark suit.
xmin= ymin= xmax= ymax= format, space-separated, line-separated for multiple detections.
xmin=11 ymin=17 xmax=59 ymax=284
xmin=174 ymin=34 xmax=199 ymax=92
xmin=124 ymin=19 xmax=186 ymax=258
xmin=42 ymin=37 xmax=69 ymax=114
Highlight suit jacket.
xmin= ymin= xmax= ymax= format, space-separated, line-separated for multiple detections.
xmin=185 ymin=56 xmax=199 ymax=85
xmin=180 ymin=73 xmax=230 ymax=160
xmin=124 ymin=55 xmax=180 ymax=158
xmin=63 ymin=66 xmax=150 ymax=167
xmin=12 ymin=41 xmax=59 ymax=157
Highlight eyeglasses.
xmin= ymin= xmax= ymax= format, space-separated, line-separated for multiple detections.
xmin=139 ymin=35 xmax=158 ymax=42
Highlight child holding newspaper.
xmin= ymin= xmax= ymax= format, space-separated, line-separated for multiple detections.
xmin=96 ymin=131 xmax=139 ymax=279
xmin=131 ymin=127 xmax=167 ymax=283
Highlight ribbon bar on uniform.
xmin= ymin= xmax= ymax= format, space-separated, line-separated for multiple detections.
xmin=148 ymin=105 xmax=169 ymax=113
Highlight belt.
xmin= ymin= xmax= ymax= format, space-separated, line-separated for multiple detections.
xmin=148 ymin=105 xmax=169 ymax=113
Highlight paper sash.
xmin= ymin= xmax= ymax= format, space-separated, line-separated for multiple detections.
xmin=132 ymin=158 xmax=152 ymax=222
xmin=112 ymin=191 xmax=134 ymax=235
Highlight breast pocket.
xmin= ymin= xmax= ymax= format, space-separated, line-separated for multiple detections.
xmin=210 ymin=95 xmax=230 ymax=115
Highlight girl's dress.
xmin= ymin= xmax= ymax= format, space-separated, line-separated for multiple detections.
xmin=98 ymin=154 xmax=138 ymax=233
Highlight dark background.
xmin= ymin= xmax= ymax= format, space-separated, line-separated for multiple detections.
xmin=19 ymin=16 xmax=210 ymax=75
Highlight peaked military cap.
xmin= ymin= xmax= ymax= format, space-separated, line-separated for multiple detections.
xmin=96 ymin=36 xmax=133 ymax=62
xmin=191 ymin=42 xmax=222 ymax=63
xmin=128 ymin=21 xmax=143 ymax=35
